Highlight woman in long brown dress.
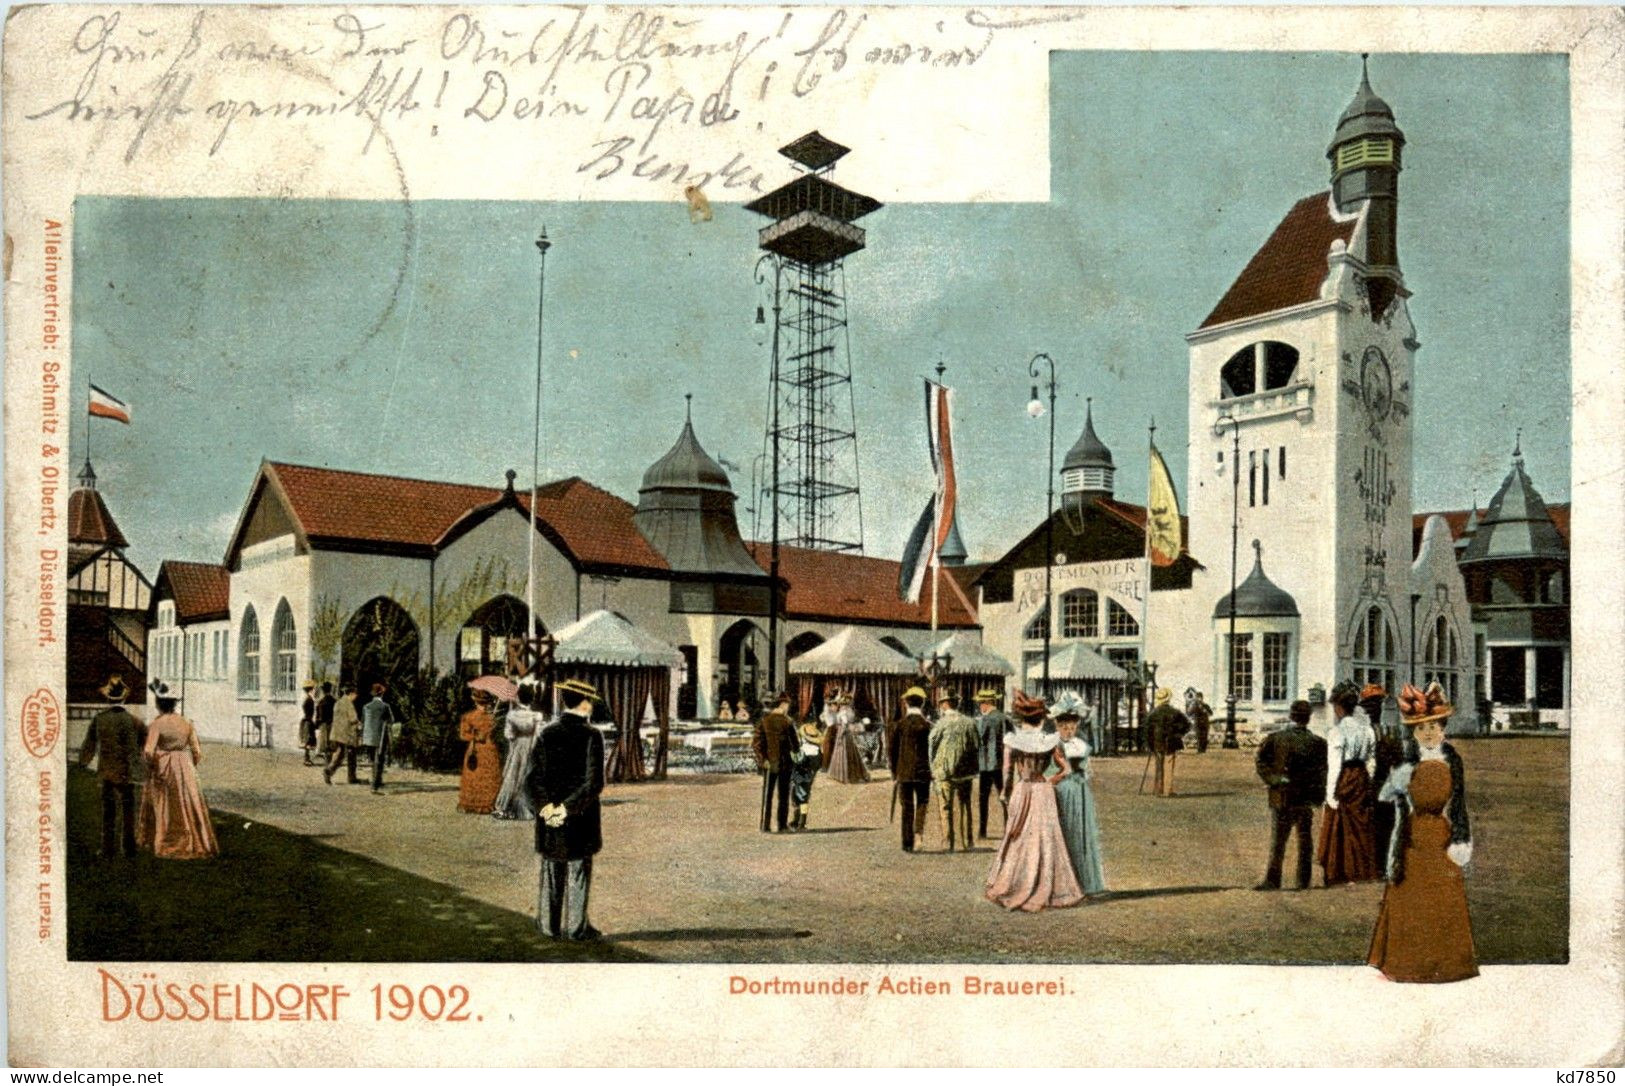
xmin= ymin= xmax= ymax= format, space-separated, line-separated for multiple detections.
xmin=1319 ymin=680 xmax=1381 ymax=884
xmin=457 ymin=690 xmax=503 ymax=814
xmin=985 ymin=691 xmax=1085 ymax=913
xmin=1366 ymin=682 xmax=1478 ymax=983
xmin=137 ymin=684 xmax=219 ymax=860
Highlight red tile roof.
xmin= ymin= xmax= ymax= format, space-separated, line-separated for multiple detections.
xmin=68 ymin=487 xmax=128 ymax=548
xmin=1095 ymin=498 xmax=1197 ymax=562
xmin=1412 ymin=504 xmax=1570 ymax=557
xmin=519 ymin=480 xmax=669 ymax=572
xmin=746 ymin=542 xmax=979 ymax=628
xmin=1200 ymin=192 xmax=1356 ymax=330
xmin=159 ymin=560 xmax=231 ymax=623
xmin=262 ymin=463 xmax=668 ymax=572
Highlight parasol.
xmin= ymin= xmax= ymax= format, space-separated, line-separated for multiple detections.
xmin=467 ymin=674 xmax=519 ymax=702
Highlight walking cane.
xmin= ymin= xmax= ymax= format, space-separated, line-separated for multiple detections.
xmin=1138 ymin=752 xmax=1153 ymax=795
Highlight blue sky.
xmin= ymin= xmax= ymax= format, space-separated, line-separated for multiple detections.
xmin=72 ymin=51 xmax=1570 ymax=575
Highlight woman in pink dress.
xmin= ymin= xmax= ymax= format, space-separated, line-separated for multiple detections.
xmin=985 ymin=690 xmax=1085 ymax=912
xmin=138 ymin=683 xmax=219 ymax=860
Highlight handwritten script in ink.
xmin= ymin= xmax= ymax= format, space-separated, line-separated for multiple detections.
xmin=23 ymin=8 xmax=1001 ymax=192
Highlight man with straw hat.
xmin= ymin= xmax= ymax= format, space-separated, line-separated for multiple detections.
xmin=789 ymin=720 xmax=823 ymax=832
xmin=1145 ymin=687 xmax=1191 ymax=797
xmin=928 ymin=689 xmax=980 ymax=852
xmin=888 ymin=686 xmax=934 ymax=852
xmin=752 ymin=691 xmax=796 ymax=834
xmin=973 ymin=688 xmax=1009 ymax=840
xmin=527 ymin=677 xmax=606 ymax=941
xmin=78 ymin=675 xmax=147 ymax=859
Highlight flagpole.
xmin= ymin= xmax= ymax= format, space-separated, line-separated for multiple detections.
xmin=529 ymin=227 xmax=551 ymax=652
xmin=1140 ymin=419 xmax=1155 ymax=696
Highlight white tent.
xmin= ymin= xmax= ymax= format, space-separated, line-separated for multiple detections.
xmin=931 ymin=630 xmax=1015 ymax=676
xmin=1025 ymin=642 xmax=1129 ymax=682
xmin=788 ymin=626 xmax=918 ymax=676
xmin=551 ymin=609 xmax=683 ymax=668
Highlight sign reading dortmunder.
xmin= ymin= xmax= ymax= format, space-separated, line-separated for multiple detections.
xmin=1014 ymin=559 xmax=1145 ymax=614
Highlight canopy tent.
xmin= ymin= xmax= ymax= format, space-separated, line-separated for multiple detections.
xmin=551 ymin=609 xmax=682 ymax=781
xmin=1025 ymin=643 xmax=1132 ymax=754
xmin=788 ymin=625 xmax=918 ymax=722
xmin=927 ymin=630 xmax=1015 ymax=710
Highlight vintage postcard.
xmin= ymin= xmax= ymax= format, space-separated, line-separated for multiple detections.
xmin=4 ymin=3 xmax=1621 ymax=1068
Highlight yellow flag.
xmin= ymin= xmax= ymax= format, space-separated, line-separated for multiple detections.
xmin=1148 ymin=443 xmax=1182 ymax=566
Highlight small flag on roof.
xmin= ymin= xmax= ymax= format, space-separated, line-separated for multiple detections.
xmin=88 ymin=384 xmax=131 ymax=424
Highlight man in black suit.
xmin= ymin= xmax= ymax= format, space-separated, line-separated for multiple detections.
xmin=752 ymin=691 xmax=796 ymax=834
xmin=527 ymin=678 xmax=606 ymax=941
xmin=1254 ymin=699 xmax=1329 ymax=891
xmin=887 ymin=686 xmax=934 ymax=852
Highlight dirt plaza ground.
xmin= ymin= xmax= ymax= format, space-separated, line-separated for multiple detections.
xmin=68 ymin=735 xmax=1568 ymax=965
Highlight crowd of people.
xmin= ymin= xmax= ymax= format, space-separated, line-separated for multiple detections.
xmin=77 ymin=662 xmax=1480 ymax=979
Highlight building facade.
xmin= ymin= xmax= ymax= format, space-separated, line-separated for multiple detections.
xmin=150 ymin=415 xmax=980 ymax=746
xmin=978 ymin=62 xmax=1477 ymax=734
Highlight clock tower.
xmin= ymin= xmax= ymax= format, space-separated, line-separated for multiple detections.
xmin=1176 ymin=57 xmax=1416 ymax=719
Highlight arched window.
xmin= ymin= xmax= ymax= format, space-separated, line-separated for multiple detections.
xmin=1220 ymin=347 xmax=1256 ymax=399
xmin=1541 ymin=571 xmax=1565 ymax=604
xmin=1059 ymin=589 xmax=1098 ymax=639
xmin=1106 ymin=597 xmax=1139 ymax=637
xmin=1351 ymin=605 xmax=1397 ymax=693
xmin=238 ymin=605 xmax=261 ymax=697
xmin=271 ymin=600 xmax=298 ymax=698
xmin=1220 ymin=341 xmax=1300 ymax=399
xmin=1023 ymin=608 xmax=1049 ymax=641
xmin=1490 ymin=575 xmax=1521 ymax=605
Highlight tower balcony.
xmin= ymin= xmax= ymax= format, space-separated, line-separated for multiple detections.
xmin=1209 ymin=380 xmax=1315 ymax=431
xmin=758 ymin=212 xmax=866 ymax=266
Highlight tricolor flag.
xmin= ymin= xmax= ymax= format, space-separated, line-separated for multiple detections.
xmin=88 ymin=384 xmax=131 ymax=424
xmin=898 ymin=379 xmax=957 ymax=603
xmin=1147 ymin=441 xmax=1183 ymax=566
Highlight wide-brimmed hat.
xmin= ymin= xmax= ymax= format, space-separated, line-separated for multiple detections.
xmin=1360 ymin=682 xmax=1388 ymax=700
xmin=1399 ymin=681 xmax=1453 ymax=727
xmin=974 ymin=688 xmax=1001 ymax=703
xmin=1011 ymin=689 xmax=1048 ymax=722
xmin=935 ymin=689 xmax=957 ymax=705
xmin=100 ymin=675 xmax=128 ymax=700
xmin=1050 ymin=691 xmax=1087 ymax=720
xmin=1329 ymin=679 xmax=1362 ymax=707
xmin=556 ymin=678 xmax=600 ymax=701
xmin=149 ymin=680 xmax=174 ymax=700
xmin=902 ymin=686 xmax=928 ymax=702
xmin=798 ymin=722 xmax=821 ymax=743
xmin=1154 ymin=687 xmax=1172 ymax=706
xmin=302 ymin=679 xmax=317 ymax=691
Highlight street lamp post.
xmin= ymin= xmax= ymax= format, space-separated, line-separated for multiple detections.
xmin=1214 ymin=413 xmax=1242 ymax=749
xmin=1026 ymin=353 xmax=1058 ymax=698
xmin=755 ymin=255 xmax=784 ymax=697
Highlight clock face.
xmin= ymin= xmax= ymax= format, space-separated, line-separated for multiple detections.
xmin=1360 ymin=346 xmax=1393 ymax=423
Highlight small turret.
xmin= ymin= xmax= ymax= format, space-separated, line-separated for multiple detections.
xmin=1327 ymin=55 xmax=1405 ymax=317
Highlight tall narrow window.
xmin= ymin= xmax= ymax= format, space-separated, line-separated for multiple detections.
xmin=1248 ymin=450 xmax=1257 ymax=507
xmin=1262 ymin=448 xmax=1271 ymax=506
xmin=238 ymin=606 xmax=261 ymax=697
xmin=1278 ymin=446 xmax=1286 ymax=479
xmin=1262 ymin=632 xmax=1290 ymax=702
xmin=1228 ymin=633 xmax=1254 ymax=703
xmin=271 ymin=600 xmax=298 ymax=698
